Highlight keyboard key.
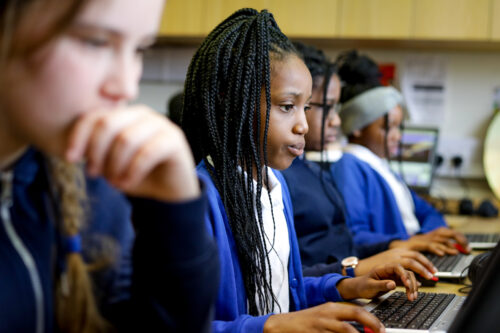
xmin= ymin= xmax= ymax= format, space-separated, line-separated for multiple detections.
xmin=370 ymin=292 xmax=456 ymax=329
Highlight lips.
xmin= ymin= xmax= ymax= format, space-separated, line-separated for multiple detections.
xmin=287 ymin=142 xmax=305 ymax=156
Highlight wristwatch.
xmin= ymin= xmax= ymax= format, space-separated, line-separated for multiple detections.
xmin=341 ymin=256 xmax=359 ymax=277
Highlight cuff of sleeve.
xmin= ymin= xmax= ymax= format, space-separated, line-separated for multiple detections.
xmin=323 ymin=274 xmax=351 ymax=302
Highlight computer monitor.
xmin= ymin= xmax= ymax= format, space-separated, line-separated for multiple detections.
xmin=390 ymin=126 xmax=439 ymax=194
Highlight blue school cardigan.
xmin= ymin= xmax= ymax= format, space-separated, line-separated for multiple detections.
xmin=0 ymin=148 xmax=218 ymax=333
xmin=330 ymin=153 xmax=446 ymax=246
xmin=197 ymin=162 xmax=347 ymax=333
xmin=282 ymin=157 xmax=393 ymax=277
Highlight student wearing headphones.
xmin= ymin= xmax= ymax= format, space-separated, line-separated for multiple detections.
xmin=282 ymin=43 xmax=437 ymax=280
xmin=331 ymin=50 xmax=469 ymax=254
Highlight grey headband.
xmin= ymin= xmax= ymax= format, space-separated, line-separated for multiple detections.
xmin=339 ymin=86 xmax=404 ymax=135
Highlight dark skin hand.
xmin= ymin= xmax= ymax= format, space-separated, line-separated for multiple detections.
xmin=354 ymin=248 xmax=437 ymax=279
xmin=338 ymin=263 xmax=419 ymax=301
xmin=390 ymin=227 xmax=471 ymax=256
xmin=264 ymin=302 xmax=385 ymax=333
xmin=263 ymin=263 xmax=417 ymax=333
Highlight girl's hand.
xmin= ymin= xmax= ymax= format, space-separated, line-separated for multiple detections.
xmin=264 ymin=303 xmax=385 ymax=333
xmin=355 ymin=248 xmax=437 ymax=280
xmin=65 ymin=105 xmax=199 ymax=202
xmin=390 ymin=227 xmax=470 ymax=256
xmin=338 ymin=263 xmax=418 ymax=301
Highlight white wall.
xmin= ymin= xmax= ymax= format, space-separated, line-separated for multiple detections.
xmin=324 ymin=48 xmax=500 ymax=179
xmin=137 ymin=46 xmax=500 ymax=183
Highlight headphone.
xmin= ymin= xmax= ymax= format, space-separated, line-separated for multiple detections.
xmin=468 ymin=251 xmax=493 ymax=284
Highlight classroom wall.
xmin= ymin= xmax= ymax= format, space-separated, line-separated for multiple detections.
xmin=136 ymin=45 xmax=500 ymax=195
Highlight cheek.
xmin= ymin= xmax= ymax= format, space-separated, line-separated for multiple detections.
xmin=5 ymin=43 xmax=107 ymax=154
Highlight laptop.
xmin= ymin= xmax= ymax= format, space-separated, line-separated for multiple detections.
xmin=364 ymin=290 xmax=466 ymax=332
xmin=447 ymin=239 xmax=500 ymax=332
xmin=363 ymin=240 xmax=500 ymax=332
xmin=465 ymin=232 xmax=500 ymax=250
xmin=390 ymin=126 xmax=439 ymax=194
xmin=424 ymin=253 xmax=474 ymax=279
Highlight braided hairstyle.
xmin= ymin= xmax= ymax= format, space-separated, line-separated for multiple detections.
xmin=2 ymin=1 xmax=112 ymax=331
xmin=293 ymin=42 xmax=346 ymax=217
xmin=336 ymin=50 xmax=382 ymax=104
xmin=293 ymin=41 xmax=337 ymax=155
xmin=182 ymin=8 xmax=299 ymax=315
xmin=337 ymin=50 xmax=403 ymax=160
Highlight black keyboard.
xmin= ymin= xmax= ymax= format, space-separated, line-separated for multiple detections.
xmin=370 ymin=291 xmax=456 ymax=329
xmin=466 ymin=233 xmax=500 ymax=243
xmin=425 ymin=253 xmax=463 ymax=272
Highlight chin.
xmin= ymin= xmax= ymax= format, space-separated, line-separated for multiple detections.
xmin=269 ymin=156 xmax=295 ymax=171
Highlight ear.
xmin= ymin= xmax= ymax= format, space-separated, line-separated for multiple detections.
xmin=352 ymin=129 xmax=361 ymax=138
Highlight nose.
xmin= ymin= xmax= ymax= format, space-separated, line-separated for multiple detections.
xmin=293 ymin=108 xmax=309 ymax=135
xmin=327 ymin=112 xmax=341 ymax=127
xmin=101 ymin=51 xmax=141 ymax=103
xmin=389 ymin=126 xmax=402 ymax=143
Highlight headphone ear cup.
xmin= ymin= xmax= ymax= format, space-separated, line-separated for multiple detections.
xmin=468 ymin=251 xmax=493 ymax=284
xmin=459 ymin=198 xmax=474 ymax=215
xmin=475 ymin=200 xmax=499 ymax=218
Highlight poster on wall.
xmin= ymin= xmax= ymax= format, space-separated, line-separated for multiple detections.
xmin=401 ymin=55 xmax=448 ymax=127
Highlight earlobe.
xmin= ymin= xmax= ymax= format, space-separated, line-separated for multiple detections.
xmin=352 ymin=130 xmax=361 ymax=137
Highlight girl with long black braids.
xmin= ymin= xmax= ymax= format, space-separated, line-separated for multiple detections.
xmin=331 ymin=50 xmax=470 ymax=254
xmin=182 ymin=9 xmax=419 ymax=333
xmin=282 ymin=42 xmax=437 ymax=280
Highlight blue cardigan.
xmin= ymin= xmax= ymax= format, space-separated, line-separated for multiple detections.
xmin=0 ymin=148 xmax=218 ymax=333
xmin=330 ymin=153 xmax=446 ymax=246
xmin=197 ymin=162 xmax=348 ymax=333
xmin=282 ymin=157 xmax=392 ymax=277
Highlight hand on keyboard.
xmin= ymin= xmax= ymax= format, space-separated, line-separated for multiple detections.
xmin=263 ymin=303 xmax=385 ymax=333
xmin=355 ymin=248 xmax=437 ymax=279
xmin=337 ymin=263 xmax=418 ymax=301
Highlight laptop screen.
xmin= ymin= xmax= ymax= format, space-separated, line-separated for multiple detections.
xmin=390 ymin=126 xmax=439 ymax=193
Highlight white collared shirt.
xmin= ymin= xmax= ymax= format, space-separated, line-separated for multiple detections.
xmin=344 ymin=144 xmax=420 ymax=235
xmin=251 ymin=167 xmax=290 ymax=314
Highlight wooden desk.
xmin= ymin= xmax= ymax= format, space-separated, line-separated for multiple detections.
xmin=446 ymin=214 xmax=500 ymax=234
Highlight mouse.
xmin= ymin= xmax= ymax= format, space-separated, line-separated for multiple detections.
xmin=416 ymin=274 xmax=438 ymax=287
xmin=454 ymin=243 xmax=470 ymax=254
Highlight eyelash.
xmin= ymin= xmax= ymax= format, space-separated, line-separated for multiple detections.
xmin=82 ymin=37 xmax=109 ymax=48
xmin=280 ymin=104 xmax=294 ymax=113
xmin=80 ymin=37 xmax=150 ymax=58
xmin=279 ymin=104 xmax=312 ymax=113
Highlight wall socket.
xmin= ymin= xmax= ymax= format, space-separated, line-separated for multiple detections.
xmin=434 ymin=135 xmax=483 ymax=178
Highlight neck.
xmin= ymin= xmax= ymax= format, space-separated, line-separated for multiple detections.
xmin=0 ymin=146 xmax=28 ymax=171
xmin=0 ymin=118 xmax=29 ymax=171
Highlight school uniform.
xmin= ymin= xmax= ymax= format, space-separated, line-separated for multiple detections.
xmin=282 ymin=157 xmax=392 ymax=277
xmin=0 ymin=148 xmax=219 ymax=333
xmin=330 ymin=147 xmax=446 ymax=246
xmin=197 ymin=161 xmax=348 ymax=333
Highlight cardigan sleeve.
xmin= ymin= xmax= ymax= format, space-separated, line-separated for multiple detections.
xmin=411 ymin=190 xmax=447 ymax=233
xmin=302 ymin=262 xmax=343 ymax=277
xmin=124 ymin=183 xmax=220 ymax=333
xmin=212 ymin=314 xmax=272 ymax=333
xmin=303 ymin=273 xmax=349 ymax=307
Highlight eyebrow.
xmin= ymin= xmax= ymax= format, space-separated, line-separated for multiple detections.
xmin=71 ymin=22 xmax=157 ymax=45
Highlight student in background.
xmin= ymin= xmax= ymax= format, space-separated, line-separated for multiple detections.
xmin=0 ymin=0 xmax=218 ymax=332
xmin=167 ymin=91 xmax=184 ymax=127
xmin=282 ymin=42 xmax=436 ymax=279
xmin=331 ymin=50 xmax=469 ymax=254
xmin=182 ymin=9 xmax=418 ymax=333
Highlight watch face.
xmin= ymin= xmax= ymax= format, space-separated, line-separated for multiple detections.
xmin=342 ymin=256 xmax=359 ymax=266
